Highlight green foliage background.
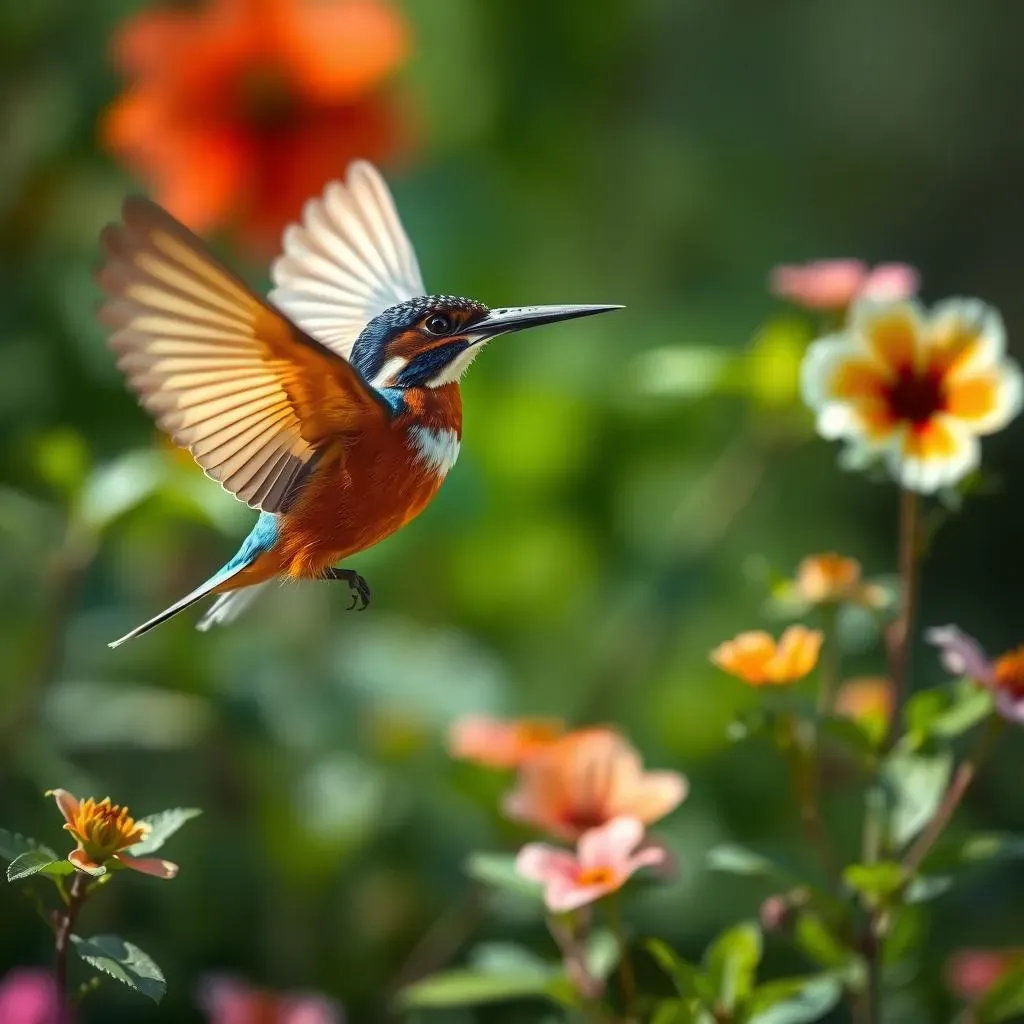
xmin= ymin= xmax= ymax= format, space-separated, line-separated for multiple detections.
xmin=1 ymin=1 xmax=1023 ymax=1020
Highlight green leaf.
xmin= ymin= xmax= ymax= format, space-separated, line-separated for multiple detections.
xmin=71 ymin=935 xmax=165 ymax=1003
xmin=706 ymin=843 xmax=798 ymax=883
xmin=651 ymin=998 xmax=706 ymax=1024
xmin=748 ymin=975 xmax=842 ymax=1024
xmin=975 ymin=963 xmax=1024 ymax=1024
xmin=647 ymin=940 xmax=712 ymax=1002
xmin=78 ymin=452 xmax=164 ymax=533
xmin=584 ymin=929 xmax=620 ymax=982
xmin=6 ymin=850 xmax=76 ymax=883
xmin=793 ymin=914 xmax=852 ymax=971
xmin=464 ymin=852 xmax=543 ymax=900
xmin=882 ymin=746 xmax=952 ymax=847
xmin=927 ymin=832 xmax=1024 ymax=872
xmin=843 ymin=861 xmax=905 ymax=910
xmin=0 ymin=829 xmax=57 ymax=864
xmin=397 ymin=968 xmax=559 ymax=1009
xmin=884 ymin=906 xmax=924 ymax=967
xmin=704 ymin=921 xmax=762 ymax=1013
xmin=904 ymin=681 xmax=993 ymax=747
xmin=126 ymin=808 xmax=201 ymax=857
xmin=904 ymin=874 xmax=952 ymax=903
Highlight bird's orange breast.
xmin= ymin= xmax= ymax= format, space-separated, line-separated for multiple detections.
xmin=271 ymin=383 xmax=462 ymax=579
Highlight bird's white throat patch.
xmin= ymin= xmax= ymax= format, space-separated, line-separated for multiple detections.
xmin=408 ymin=426 xmax=461 ymax=476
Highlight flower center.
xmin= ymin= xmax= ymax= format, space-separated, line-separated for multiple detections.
xmin=239 ymin=67 xmax=297 ymax=130
xmin=71 ymin=798 xmax=147 ymax=860
xmin=886 ymin=366 xmax=945 ymax=425
xmin=577 ymin=866 xmax=617 ymax=887
xmin=994 ymin=646 xmax=1024 ymax=699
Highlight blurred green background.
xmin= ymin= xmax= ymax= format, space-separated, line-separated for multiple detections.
xmin=2 ymin=0 xmax=1023 ymax=1020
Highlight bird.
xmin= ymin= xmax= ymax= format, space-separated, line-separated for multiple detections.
xmin=98 ymin=160 xmax=621 ymax=647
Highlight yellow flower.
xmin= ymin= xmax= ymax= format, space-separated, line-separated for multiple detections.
xmin=801 ymin=298 xmax=1023 ymax=492
xmin=48 ymin=789 xmax=177 ymax=878
xmin=794 ymin=553 xmax=887 ymax=609
xmin=711 ymin=626 xmax=823 ymax=686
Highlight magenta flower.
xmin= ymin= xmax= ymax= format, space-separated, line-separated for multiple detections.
xmin=516 ymin=816 xmax=667 ymax=913
xmin=770 ymin=259 xmax=918 ymax=311
xmin=0 ymin=969 xmax=66 ymax=1024
xmin=199 ymin=976 xmax=341 ymax=1024
xmin=926 ymin=625 xmax=1024 ymax=725
xmin=946 ymin=949 xmax=1023 ymax=1000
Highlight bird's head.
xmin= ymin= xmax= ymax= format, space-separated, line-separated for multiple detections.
xmin=350 ymin=295 xmax=621 ymax=390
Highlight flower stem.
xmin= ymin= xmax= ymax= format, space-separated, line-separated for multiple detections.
xmin=903 ymin=716 xmax=1005 ymax=875
xmin=607 ymin=894 xmax=637 ymax=1021
xmin=55 ymin=872 xmax=88 ymax=1017
xmin=783 ymin=712 xmax=840 ymax=885
xmin=817 ymin=604 xmax=841 ymax=715
xmin=887 ymin=489 xmax=921 ymax=742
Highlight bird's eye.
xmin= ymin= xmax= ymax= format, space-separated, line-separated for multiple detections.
xmin=424 ymin=313 xmax=452 ymax=336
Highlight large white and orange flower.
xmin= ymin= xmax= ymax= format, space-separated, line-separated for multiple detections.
xmin=801 ymin=299 xmax=1023 ymax=492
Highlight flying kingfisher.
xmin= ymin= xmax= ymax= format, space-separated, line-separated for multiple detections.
xmin=99 ymin=161 xmax=621 ymax=646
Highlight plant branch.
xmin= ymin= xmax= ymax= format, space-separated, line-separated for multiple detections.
xmin=886 ymin=489 xmax=921 ymax=743
xmin=55 ymin=871 xmax=88 ymax=1015
xmin=607 ymin=894 xmax=637 ymax=1021
xmin=903 ymin=716 xmax=1005 ymax=875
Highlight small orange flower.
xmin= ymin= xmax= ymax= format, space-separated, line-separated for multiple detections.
xmin=49 ymin=789 xmax=177 ymax=878
xmin=448 ymin=715 xmax=564 ymax=770
xmin=793 ymin=553 xmax=888 ymax=609
xmin=802 ymin=299 xmax=1023 ymax=493
xmin=102 ymin=0 xmax=410 ymax=251
xmin=711 ymin=626 xmax=823 ymax=686
xmin=502 ymin=728 xmax=687 ymax=840
xmin=835 ymin=677 xmax=894 ymax=742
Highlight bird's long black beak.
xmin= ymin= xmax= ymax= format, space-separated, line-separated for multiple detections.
xmin=471 ymin=303 xmax=623 ymax=339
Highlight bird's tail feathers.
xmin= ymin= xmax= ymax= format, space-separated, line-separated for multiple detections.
xmin=107 ymin=566 xmax=245 ymax=649
xmin=196 ymin=583 xmax=270 ymax=632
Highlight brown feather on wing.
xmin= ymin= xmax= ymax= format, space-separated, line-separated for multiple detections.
xmin=97 ymin=197 xmax=389 ymax=513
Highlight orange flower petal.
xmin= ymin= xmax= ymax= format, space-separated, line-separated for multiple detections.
xmin=46 ymin=789 xmax=79 ymax=825
xmin=710 ymin=631 xmax=776 ymax=684
xmin=112 ymin=9 xmax=193 ymax=77
xmin=946 ymin=374 xmax=1000 ymax=424
xmin=114 ymin=854 xmax=179 ymax=879
xmin=830 ymin=359 xmax=888 ymax=401
xmin=766 ymin=626 xmax=823 ymax=682
xmin=858 ymin=303 xmax=923 ymax=375
xmin=276 ymin=0 xmax=409 ymax=102
xmin=68 ymin=849 xmax=103 ymax=874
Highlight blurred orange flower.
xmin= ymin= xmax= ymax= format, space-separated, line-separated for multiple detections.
xmin=448 ymin=715 xmax=564 ymax=769
xmin=835 ymin=677 xmax=894 ymax=742
xmin=48 ymin=789 xmax=177 ymax=878
xmin=794 ymin=553 xmax=887 ymax=609
xmin=103 ymin=0 xmax=410 ymax=250
xmin=711 ymin=626 xmax=823 ymax=686
xmin=503 ymin=728 xmax=687 ymax=840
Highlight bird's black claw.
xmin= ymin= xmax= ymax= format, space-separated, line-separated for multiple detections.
xmin=325 ymin=568 xmax=372 ymax=610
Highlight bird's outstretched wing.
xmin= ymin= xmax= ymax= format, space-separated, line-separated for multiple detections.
xmin=98 ymin=197 xmax=391 ymax=513
xmin=269 ymin=160 xmax=426 ymax=359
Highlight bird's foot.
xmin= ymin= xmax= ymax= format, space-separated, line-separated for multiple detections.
xmin=324 ymin=567 xmax=372 ymax=610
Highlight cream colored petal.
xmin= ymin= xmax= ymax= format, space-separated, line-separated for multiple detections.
xmin=849 ymin=298 xmax=927 ymax=373
xmin=929 ymin=298 xmax=1006 ymax=376
xmin=887 ymin=416 xmax=980 ymax=494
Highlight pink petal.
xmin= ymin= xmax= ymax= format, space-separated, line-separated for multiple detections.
xmin=0 ymin=967 xmax=66 ymax=1023
xmin=197 ymin=975 xmax=262 ymax=1024
xmin=925 ymin=626 xmax=996 ymax=684
xmin=577 ymin=817 xmax=644 ymax=869
xmin=770 ymin=260 xmax=867 ymax=310
xmin=46 ymin=788 xmax=79 ymax=824
xmin=114 ymin=854 xmax=178 ymax=879
xmin=515 ymin=843 xmax=579 ymax=886
xmin=281 ymin=996 xmax=343 ymax=1024
xmin=861 ymin=263 xmax=919 ymax=301
xmin=627 ymin=844 xmax=669 ymax=873
xmin=545 ymin=877 xmax=620 ymax=913
xmin=995 ymin=691 xmax=1024 ymax=727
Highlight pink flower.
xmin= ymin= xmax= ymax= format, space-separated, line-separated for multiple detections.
xmin=0 ymin=969 xmax=66 ymax=1024
xmin=502 ymin=728 xmax=687 ymax=840
xmin=516 ymin=816 xmax=667 ymax=913
xmin=447 ymin=715 xmax=564 ymax=769
xmin=199 ymin=976 xmax=341 ymax=1024
xmin=945 ymin=949 xmax=1023 ymax=1000
xmin=926 ymin=625 xmax=1024 ymax=725
xmin=770 ymin=260 xmax=918 ymax=311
